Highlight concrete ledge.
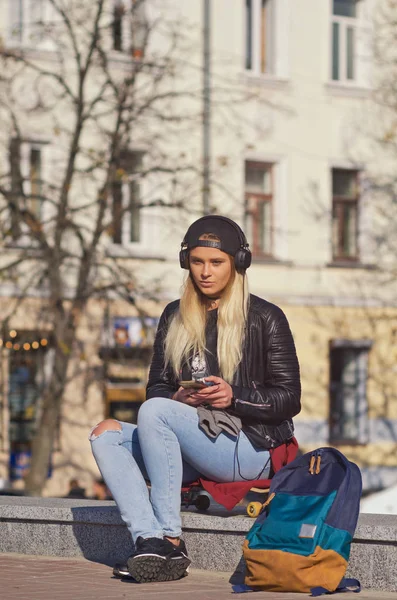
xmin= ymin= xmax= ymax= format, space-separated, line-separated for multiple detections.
xmin=0 ymin=497 xmax=396 ymax=591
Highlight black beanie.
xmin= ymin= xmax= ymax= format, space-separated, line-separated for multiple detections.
xmin=182 ymin=215 xmax=246 ymax=257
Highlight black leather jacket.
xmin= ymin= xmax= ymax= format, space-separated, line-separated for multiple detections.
xmin=146 ymin=294 xmax=301 ymax=449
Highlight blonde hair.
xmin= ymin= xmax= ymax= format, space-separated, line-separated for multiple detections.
xmin=164 ymin=236 xmax=249 ymax=383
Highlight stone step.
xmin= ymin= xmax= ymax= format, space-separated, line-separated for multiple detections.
xmin=0 ymin=497 xmax=396 ymax=591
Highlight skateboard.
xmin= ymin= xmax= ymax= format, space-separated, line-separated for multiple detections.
xmin=181 ymin=483 xmax=212 ymax=511
xmin=181 ymin=481 xmax=270 ymax=516
xmin=245 ymin=486 xmax=270 ymax=517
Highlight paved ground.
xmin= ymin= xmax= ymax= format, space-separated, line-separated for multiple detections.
xmin=0 ymin=553 xmax=395 ymax=600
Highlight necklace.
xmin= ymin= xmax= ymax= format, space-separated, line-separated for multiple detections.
xmin=209 ymin=299 xmax=219 ymax=310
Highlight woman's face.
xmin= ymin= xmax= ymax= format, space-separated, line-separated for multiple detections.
xmin=189 ymin=246 xmax=233 ymax=299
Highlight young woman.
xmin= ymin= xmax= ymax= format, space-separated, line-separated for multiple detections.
xmin=90 ymin=215 xmax=301 ymax=584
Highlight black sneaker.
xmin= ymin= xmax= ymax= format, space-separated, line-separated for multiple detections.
xmin=126 ymin=537 xmax=190 ymax=583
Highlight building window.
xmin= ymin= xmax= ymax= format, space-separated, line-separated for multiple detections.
xmin=9 ymin=139 xmax=44 ymax=236
xmin=245 ymin=0 xmax=275 ymax=75
xmin=245 ymin=161 xmax=273 ymax=257
xmin=112 ymin=0 xmax=145 ymax=58
xmin=113 ymin=1 xmax=125 ymax=51
xmin=8 ymin=0 xmax=47 ymax=45
xmin=9 ymin=139 xmax=23 ymax=239
xmin=30 ymin=0 xmax=45 ymax=25
xmin=329 ymin=339 xmax=371 ymax=444
xmin=111 ymin=150 xmax=143 ymax=245
xmin=111 ymin=181 xmax=123 ymax=244
xmin=129 ymin=181 xmax=140 ymax=243
xmin=29 ymin=146 xmax=42 ymax=220
xmin=9 ymin=0 xmax=24 ymax=43
xmin=332 ymin=168 xmax=359 ymax=262
xmin=331 ymin=0 xmax=358 ymax=82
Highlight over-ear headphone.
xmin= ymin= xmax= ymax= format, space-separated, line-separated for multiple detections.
xmin=179 ymin=215 xmax=252 ymax=271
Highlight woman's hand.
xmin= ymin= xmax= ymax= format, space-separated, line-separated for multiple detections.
xmin=185 ymin=376 xmax=233 ymax=409
xmin=172 ymin=387 xmax=200 ymax=405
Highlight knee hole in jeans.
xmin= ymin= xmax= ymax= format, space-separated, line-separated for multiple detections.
xmin=89 ymin=419 xmax=121 ymax=440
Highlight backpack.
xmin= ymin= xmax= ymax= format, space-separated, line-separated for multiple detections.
xmin=237 ymin=447 xmax=362 ymax=595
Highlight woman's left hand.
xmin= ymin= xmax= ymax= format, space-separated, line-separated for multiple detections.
xmin=189 ymin=376 xmax=233 ymax=409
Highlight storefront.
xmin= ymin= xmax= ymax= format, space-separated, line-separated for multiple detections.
xmin=2 ymin=329 xmax=53 ymax=482
xmin=100 ymin=316 xmax=159 ymax=424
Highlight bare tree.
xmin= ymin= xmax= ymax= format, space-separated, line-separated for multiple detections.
xmin=0 ymin=0 xmax=278 ymax=494
xmin=0 ymin=0 xmax=203 ymax=494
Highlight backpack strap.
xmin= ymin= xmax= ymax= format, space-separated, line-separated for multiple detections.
xmin=311 ymin=578 xmax=361 ymax=596
xmin=233 ymin=578 xmax=361 ymax=596
xmin=231 ymin=584 xmax=255 ymax=593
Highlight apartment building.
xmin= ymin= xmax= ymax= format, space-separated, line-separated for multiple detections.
xmin=0 ymin=0 xmax=396 ymax=497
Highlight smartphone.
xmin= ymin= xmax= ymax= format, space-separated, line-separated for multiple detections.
xmin=179 ymin=380 xmax=215 ymax=389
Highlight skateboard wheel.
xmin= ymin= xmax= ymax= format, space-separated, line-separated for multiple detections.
xmin=247 ymin=502 xmax=262 ymax=517
xmin=194 ymin=493 xmax=211 ymax=511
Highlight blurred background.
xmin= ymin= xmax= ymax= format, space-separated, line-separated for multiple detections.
xmin=0 ymin=0 xmax=396 ymax=513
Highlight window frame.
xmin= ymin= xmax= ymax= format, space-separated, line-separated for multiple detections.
xmin=129 ymin=180 xmax=141 ymax=243
xmin=8 ymin=138 xmax=46 ymax=239
xmin=331 ymin=168 xmax=360 ymax=263
xmin=245 ymin=0 xmax=275 ymax=76
xmin=329 ymin=338 xmax=371 ymax=445
xmin=112 ymin=0 xmax=145 ymax=58
xmin=28 ymin=145 xmax=43 ymax=221
xmin=110 ymin=150 xmax=143 ymax=246
xmin=111 ymin=180 xmax=124 ymax=244
xmin=244 ymin=160 xmax=274 ymax=259
xmin=112 ymin=1 xmax=125 ymax=52
xmin=331 ymin=0 xmax=359 ymax=84
xmin=8 ymin=0 xmax=24 ymax=44
xmin=7 ymin=0 xmax=48 ymax=47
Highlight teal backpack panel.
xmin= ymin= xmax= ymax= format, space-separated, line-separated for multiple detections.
xmin=247 ymin=490 xmax=337 ymax=556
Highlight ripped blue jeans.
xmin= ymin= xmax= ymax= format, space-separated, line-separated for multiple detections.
xmin=90 ymin=397 xmax=270 ymax=543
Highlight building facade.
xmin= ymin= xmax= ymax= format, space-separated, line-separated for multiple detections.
xmin=0 ymin=0 xmax=396 ymax=497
